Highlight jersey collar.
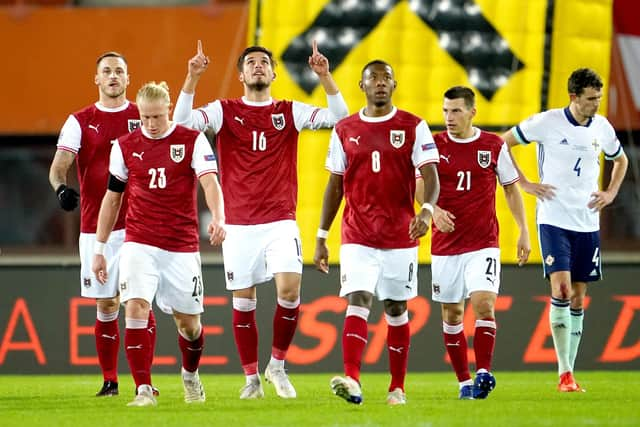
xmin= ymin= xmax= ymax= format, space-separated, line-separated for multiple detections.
xmin=241 ymin=96 xmax=273 ymax=107
xmin=141 ymin=122 xmax=177 ymax=139
xmin=358 ymin=106 xmax=397 ymax=123
xmin=563 ymin=107 xmax=593 ymax=127
xmin=95 ymin=100 xmax=130 ymax=113
xmin=446 ymin=127 xmax=481 ymax=143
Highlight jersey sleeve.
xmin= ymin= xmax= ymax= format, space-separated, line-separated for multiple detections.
xmin=108 ymin=140 xmax=128 ymax=182
xmin=292 ymin=92 xmax=349 ymax=131
xmin=173 ymin=91 xmax=224 ymax=133
xmin=512 ymin=112 xmax=546 ymax=145
xmin=56 ymin=115 xmax=82 ymax=153
xmin=601 ymin=119 xmax=624 ymax=160
xmin=325 ymin=128 xmax=347 ymax=174
xmin=412 ymin=120 xmax=439 ymax=168
xmin=496 ymin=142 xmax=519 ymax=185
xmin=191 ymin=133 xmax=218 ymax=177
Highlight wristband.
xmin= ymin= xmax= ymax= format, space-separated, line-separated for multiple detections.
xmin=94 ymin=241 xmax=106 ymax=256
xmin=317 ymin=228 xmax=329 ymax=239
xmin=421 ymin=202 xmax=434 ymax=215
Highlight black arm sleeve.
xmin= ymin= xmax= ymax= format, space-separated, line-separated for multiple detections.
xmin=108 ymin=174 xmax=126 ymax=193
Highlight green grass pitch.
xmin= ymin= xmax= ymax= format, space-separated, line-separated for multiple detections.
xmin=1 ymin=372 xmax=638 ymax=426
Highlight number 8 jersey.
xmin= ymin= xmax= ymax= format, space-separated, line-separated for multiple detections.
xmin=513 ymin=108 xmax=624 ymax=232
xmin=326 ymin=107 xmax=439 ymax=249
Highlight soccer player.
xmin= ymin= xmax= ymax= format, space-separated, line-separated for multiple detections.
xmin=48 ymin=52 xmax=158 ymax=397
xmin=92 ymin=81 xmax=226 ymax=407
xmin=417 ymin=86 xmax=530 ymax=400
xmin=313 ymin=60 xmax=440 ymax=405
xmin=503 ymin=68 xmax=628 ymax=392
xmin=173 ymin=40 xmax=349 ymax=399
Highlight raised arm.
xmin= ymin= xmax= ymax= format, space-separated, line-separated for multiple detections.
xmin=305 ymin=40 xmax=349 ymax=123
xmin=174 ymin=40 xmax=212 ymax=130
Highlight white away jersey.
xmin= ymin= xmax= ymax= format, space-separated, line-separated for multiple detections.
xmin=513 ymin=107 xmax=624 ymax=232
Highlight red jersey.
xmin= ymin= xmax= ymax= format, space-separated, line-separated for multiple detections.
xmin=112 ymin=124 xmax=216 ymax=252
xmin=431 ymin=128 xmax=518 ymax=255
xmin=213 ymin=99 xmax=302 ymax=225
xmin=57 ymin=101 xmax=140 ymax=233
xmin=327 ymin=107 xmax=439 ymax=249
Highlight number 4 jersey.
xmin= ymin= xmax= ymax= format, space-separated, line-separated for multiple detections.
xmin=513 ymin=107 xmax=624 ymax=232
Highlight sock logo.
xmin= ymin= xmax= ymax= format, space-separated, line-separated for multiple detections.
xmin=101 ymin=334 xmax=117 ymax=341
xmin=346 ymin=333 xmax=367 ymax=344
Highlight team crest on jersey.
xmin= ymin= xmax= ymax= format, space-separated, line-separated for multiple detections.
xmin=390 ymin=130 xmax=405 ymax=148
xmin=170 ymin=144 xmax=185 ymax=163
xmin=272 ymin=113 xmax=285 ymax=130
xmin=477 ymin=150 xmax=491 ymax=168
xmin=128 ymin=119 xmax=141 ymax=132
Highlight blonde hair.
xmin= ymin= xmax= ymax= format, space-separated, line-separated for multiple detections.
xmin=136 ymin=81 xmax=170 ymax=105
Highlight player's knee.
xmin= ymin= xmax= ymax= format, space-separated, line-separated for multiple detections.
xmin=473 ymin=300 xmax=495 ymax=319
xmin=571 ymin=294 xmax=585 ymax=308
xmin=277 ymin=286 xmax=300 ymax=302
xmin=383 ymin=300 xmax=407 ymax=317
xmin=557 ymin=282 xmax=571 ymax=299
xmin=97 ymin=296 xmax=120 ymax=313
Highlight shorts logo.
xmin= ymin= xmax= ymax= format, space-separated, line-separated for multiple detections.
xmin=341 ymin=273 xmax=347 ymax=284
xmin=390 ymin=130 xmax=405 ymax=148
xmin=83 ymin=277 xmax=92 ymax=288
xmin=432 ymin=283 xmax=440 ymax=295
xmin=477 ymin=150 xmax=491 ymax=168
xmin=545 ymin=254 xmax=555 ymax=266
xmin=170 ymin=144 xmax=185 ymax=163
xmin=128 ymin=119 xmax=141 ymax=132
xmin=226 ymin=271 xmax=234 ymax=282
xmin=272 ymin=113 xmax=285 ymax=130
xmin=119 ymin=281 xmax=127 ymax=291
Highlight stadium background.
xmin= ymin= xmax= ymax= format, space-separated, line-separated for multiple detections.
xmin=0 ymin=0 xmax=638 ymax=373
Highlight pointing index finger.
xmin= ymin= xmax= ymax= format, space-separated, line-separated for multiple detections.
xmin=312 ymin=39 xmax=319 ymax=55
xmin=197 ymin=39 xmax=204 ymax=55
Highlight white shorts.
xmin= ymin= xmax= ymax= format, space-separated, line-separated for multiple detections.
xmin=431 ymin=247 xmax=501 ymax=303
xmin=222 ymin=220 xmax=303 ymax=290
xmin=118 ymin=242 xmax=204 ymax=315
xmin=339 ymin=244 xmax=418 ymax=301
xmin=79 ymin=229 xmax=125 ymax=299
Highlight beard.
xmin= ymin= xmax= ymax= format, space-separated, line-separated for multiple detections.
xmin=102 ymin=85 xmax=125 ymax=99
xmin=246 ymin=81 xmax=270 ymax=92
xmin=373 ymin=99 xmax=389 ymax=107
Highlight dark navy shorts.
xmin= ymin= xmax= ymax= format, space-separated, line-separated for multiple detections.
xmin=538 ymin=224 xmax=601 ymax=282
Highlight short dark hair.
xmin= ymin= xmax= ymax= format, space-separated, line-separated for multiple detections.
xmin=361 ymin=59 xmax=393 ymax=78
xmin=568 ymin=68 xmax=603 ymax=96
xmin=237 ymin=46 xmax=276 ymax=71
xmin=96 ymin=51 xmax=127 ymax=67
xmin=444 ymin=86 xmax=475 ymax=109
